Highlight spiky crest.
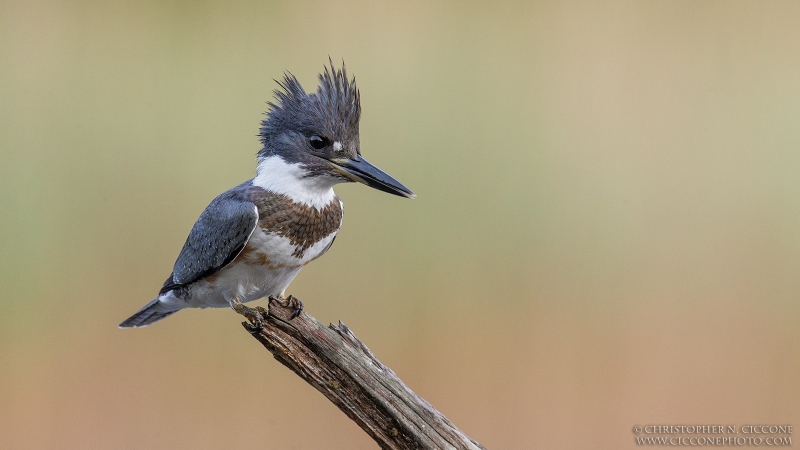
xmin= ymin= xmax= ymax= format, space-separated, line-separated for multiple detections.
xmin=259 ymin=61 xmax=360 ymax=157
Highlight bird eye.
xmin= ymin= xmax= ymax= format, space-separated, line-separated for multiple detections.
xmin=309 ymin=135 xmax=327 ymax=150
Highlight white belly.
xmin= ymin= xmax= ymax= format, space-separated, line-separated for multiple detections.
xmin=164 ymin=227 xmax=338 ymax=309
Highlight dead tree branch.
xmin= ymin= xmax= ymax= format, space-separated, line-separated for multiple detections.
xmin=243 ymin=297 xmax=487 ymax=450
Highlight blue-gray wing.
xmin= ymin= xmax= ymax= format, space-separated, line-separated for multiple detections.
xmin=160 ymin=188 xmax=258 ymax=294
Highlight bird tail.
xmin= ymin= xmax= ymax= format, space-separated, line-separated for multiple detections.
xmin=119 ymin=298 xmax=179 ymax=328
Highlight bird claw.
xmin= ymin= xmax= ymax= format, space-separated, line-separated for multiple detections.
xmin=234 ymin=302 xmax=266 ymax=330
xmin=269 ymin=295 xmax=304 ymax=320
xmin=287 ymin=295 xmax=304 ymax=320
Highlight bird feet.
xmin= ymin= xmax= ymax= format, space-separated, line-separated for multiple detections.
xmin=269 ymin=295 xmax=304 ymax=320
xmin=233 ymin=301 xmax=268 ymax=330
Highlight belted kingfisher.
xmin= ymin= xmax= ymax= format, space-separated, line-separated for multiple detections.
xmin=119 ymin=63 xmax=414 ymax=329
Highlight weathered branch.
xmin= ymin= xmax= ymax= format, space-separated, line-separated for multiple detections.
xmin=244 ymin=297 xmax=487 ymax=450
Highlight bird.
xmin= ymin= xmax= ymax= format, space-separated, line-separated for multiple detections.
xmin=119 ymin=62 xmax=414 ymax=329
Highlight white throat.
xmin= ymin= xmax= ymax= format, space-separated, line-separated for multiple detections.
xmin=253 ymin=156 xmax=338 ymax=209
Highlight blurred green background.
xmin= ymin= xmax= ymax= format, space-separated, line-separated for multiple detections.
xmin=2 ymin=1 xmax=800 ymax=448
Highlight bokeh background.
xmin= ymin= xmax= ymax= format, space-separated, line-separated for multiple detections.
xmin=2 ymin=1 xmax=800 ymax=448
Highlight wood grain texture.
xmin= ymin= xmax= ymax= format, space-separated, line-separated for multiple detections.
xmin=244 ymin=298 xmax=487 ymax=450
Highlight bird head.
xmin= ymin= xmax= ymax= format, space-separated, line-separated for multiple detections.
xmin=258 ymin=62 xmax=414 ymax=199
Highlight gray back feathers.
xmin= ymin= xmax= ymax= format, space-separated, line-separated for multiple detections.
xmin=160 ymin=183 xmax=258 ymax=294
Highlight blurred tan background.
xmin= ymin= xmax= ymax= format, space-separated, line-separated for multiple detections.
xmin=2 ymin=1 xmax=799 ymax=448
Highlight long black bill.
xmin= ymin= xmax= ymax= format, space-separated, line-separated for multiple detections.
xmin=333 ymin=155 xmax=415 ymax=198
